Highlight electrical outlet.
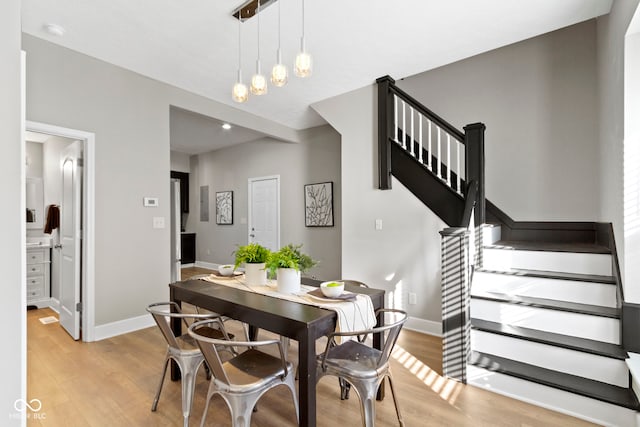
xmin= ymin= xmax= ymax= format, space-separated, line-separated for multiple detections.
xmin=408 ymin=292 xmax=417 ymax=305
xmin=375 ymin=219 xmax=383 ymax=230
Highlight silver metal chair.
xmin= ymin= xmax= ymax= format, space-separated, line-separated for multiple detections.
xmin=316 ymin=308 xmax=408 ymax=427
xmin=188 ymin=319 xmax=299 ymax=427
xmin=146 ymin=302 xmax=234 ymax=427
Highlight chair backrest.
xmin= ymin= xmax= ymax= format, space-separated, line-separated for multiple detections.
xmin=146 ymin=302 xmax=222 ymax=350
xmin=188 ymin=320 xmax=287 ymax=387
xmin=376 ymin=309 xmax=407 ymax=367
xmin=340 ymin=279 xmax=369 ymax=288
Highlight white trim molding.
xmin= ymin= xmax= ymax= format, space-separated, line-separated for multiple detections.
xmin=404 ymin=316 xmax=442 ymax=337
xmin=93 ymin=313 xmax=155 ymax=341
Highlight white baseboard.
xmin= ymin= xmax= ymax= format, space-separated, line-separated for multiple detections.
xmin=49 ymin=298 xmax=60 ymax=313
xmin=194 ymin=260 xmax=218 ymax=270
xmin=181 ymin=263 xmax=195 ymax=268
xmin=93 ymin=313 xmax=155 ymax=341
xmin=405 ymin=316 xmax=442 ymax=337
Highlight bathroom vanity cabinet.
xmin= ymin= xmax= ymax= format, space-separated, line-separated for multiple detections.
xmin=26 ymin=246 xmax=51 ymax=307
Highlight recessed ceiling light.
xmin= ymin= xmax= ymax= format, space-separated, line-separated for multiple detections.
xmin=222 ymin=123 xmax=232 ymax=130
xmin=43 ymin=23 xmax=66 ymax=37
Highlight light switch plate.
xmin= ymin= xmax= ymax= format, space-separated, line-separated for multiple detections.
xmin=144 ymin=197 xmax=159 ymax=207
xmin=375 ymin=219 xmax=383 ymax=230
xmin=152 ymin=217 xmax=165 ymax=229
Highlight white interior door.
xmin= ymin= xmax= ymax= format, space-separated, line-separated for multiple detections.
xmin=170 ymin=179 xmax=181 ymax=282
xmin=248 ymin=176 xmax=280 ymax=251
xmin=60 ymin=141 xmax=82 ymax=340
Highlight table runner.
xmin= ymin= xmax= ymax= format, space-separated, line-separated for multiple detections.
xmin=199 ymin=275 xmax=377 ymax=336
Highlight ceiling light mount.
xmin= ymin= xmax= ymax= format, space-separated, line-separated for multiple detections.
xmin=43 ymin=23 xmax=66 ymax=37
xmin=232 ymin=0 xmax=278 ymax=22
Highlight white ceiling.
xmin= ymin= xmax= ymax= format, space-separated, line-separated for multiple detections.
xmin=22 ymin=0 xmax=612 ymax=150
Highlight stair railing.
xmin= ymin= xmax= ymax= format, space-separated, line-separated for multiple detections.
xmin=377 ymin=75 xmax=485 ymax=227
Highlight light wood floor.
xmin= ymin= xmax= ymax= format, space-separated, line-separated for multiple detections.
xmin=26 ymin=267 xmax=596 ymax=426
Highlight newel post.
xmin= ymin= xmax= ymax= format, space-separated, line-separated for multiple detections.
xmin=464 ymin=123 xmax=486 ymax=226
xmin=376 ymin=75 xmax=394 ymax=190
xmin=440 ymin=227 xmax=472 ymax=383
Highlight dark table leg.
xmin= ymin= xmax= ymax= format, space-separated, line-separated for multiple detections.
xmin=298 ymin=331 xmax=316 ymax=427
xmin=374 ymin=309 xmax=385 ymax=400
xmin=170 ymin=291 xmax=181 ymax=381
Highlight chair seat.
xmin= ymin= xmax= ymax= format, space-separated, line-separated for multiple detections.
xmin=221 ymin=349 xmax=292 ymax=392
xmin=319 ymin=339 xmax=387 ymax=379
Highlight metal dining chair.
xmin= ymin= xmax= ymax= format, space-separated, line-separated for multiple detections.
xmin=188 ymin=319 xmax=299 ymax=427
xmin=146 ymin=302 xmax=234 ymax=427
xmin=316 ymin=308 xmax=408 ymax=427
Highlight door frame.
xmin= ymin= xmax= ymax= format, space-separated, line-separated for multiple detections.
xmin=25 ymin=120 xmax=96 ymax=342
xmin=247 ymin=175 xmax=280 ymax=250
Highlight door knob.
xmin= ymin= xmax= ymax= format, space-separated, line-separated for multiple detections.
xmin=54 ymin=244 xmax=62 ymax=249
xmin=249 ymin=234 xmax=255 ymax=238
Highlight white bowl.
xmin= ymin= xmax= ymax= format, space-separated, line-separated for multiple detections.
xmin=320 ymin=281 xmax=345 ymax=298
xmin=218 ymin=265 xmax=235 ymax=276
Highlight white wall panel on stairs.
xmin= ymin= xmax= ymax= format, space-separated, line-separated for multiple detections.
xmin=483 ymin=248 xmax=612 ymax=276
xmin=471 ymin=330 xmax=629 ymax=387
xmin=471 ymin=299 xmax=620 ymax=344
xmin=473 ymin=271 xmax=617 ymax=307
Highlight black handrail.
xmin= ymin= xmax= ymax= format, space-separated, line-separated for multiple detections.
xmin=378 ymin=75 xmax=465 ymax=142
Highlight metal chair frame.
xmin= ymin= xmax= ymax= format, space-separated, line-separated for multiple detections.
xmin=146 ymin=302 xmax=233 ymax=427
xmin=189 ymin=319 xmax=299 ymax=427
xmin=316 ymin=308 xmax=407 ymax=427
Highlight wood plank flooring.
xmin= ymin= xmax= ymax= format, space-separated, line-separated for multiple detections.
xmin=25 ymin=267 xmax=596 ymax=426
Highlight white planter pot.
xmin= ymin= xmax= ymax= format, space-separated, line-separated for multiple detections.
xmin=244 ymin=262 xmax=267 ymax=286
xmin=277 ymin=268 xmax=301 ymax=294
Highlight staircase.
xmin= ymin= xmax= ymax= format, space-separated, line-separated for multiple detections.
xmin=468 ymin=222 xmax=639 ymax=425
xmin=376 ymin=76 xmax=640 ymax=426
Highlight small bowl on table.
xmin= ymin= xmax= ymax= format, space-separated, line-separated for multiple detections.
xmin=218 ymin=265 xmax=235 ymax=277
xmin=320 ymin=281 xmax=345 ymax=298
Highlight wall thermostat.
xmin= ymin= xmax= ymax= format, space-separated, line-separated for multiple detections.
xmin=143 ymin=197 xmax=159 ymax=207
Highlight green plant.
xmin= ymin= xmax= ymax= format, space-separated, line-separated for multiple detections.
xmin=265 ymin=244 xmax=317 ymax=276
xmin=233 ymin=243 xmax=270 ymax=269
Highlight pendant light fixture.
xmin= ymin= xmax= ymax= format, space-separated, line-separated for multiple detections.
xmin=232 ymin=12 xmax=249 ymax=103
xmin=270 ymin=0 xmax=288 ymax=87
xmin=250 ymin=0 xmax=268 ymax=95
xmin=294 ymin=0 xmax=312 ymax=78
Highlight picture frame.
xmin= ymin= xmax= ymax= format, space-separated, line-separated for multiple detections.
xmin=304 ymin=181 xmax=334 ymax=227
xmin=216 ymin=191 xmax=233 ymax=225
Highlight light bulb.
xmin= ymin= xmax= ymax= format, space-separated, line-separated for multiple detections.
xmin=250 ymin=60 xmax=268 ymax=95
xmin=295 ymin=37 xmax=312 ymax=78
xmin=271 ymin=61 xmax=288 ymax=87
xmin=232 ymin=81 xmax=248 ymax=103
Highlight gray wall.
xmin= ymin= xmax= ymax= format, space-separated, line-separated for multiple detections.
xmin=187 ymin=125 xmax=342 ymax=280
xmin=22 ymin=34 xmax=304 ymax=326
xmin=397 ymin=20 xmax=600 ymax=222
xmin=596 ymin=0 xmax=640 ymax=301
xmin=313 ymin=86 xmax=446 ymax=332
xmin=2 ymin=0 xmax=24 ymax=422
xmin=170 ymin=150 xmax=190 ymax=173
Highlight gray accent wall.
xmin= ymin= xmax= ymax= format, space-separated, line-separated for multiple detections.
xmin=397 ymin=20 xmax=600 ymax=222
xmin=170 ymin=150 xmax=191 ymax=173
xmin=186 ymin=125 xmax=342 ymax=280
xmin=2 ymin=0 xmax=24 ymax=422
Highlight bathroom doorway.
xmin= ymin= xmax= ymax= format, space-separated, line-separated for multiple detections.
xmin=25 ymin=120 xmax=95 ymax=342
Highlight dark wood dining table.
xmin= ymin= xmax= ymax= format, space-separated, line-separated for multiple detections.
xmin=169 ymin=277 xmax=385 ymax=427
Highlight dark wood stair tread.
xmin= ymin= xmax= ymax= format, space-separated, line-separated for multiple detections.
xmin=475 ymin=268 xmax=615 ymax=285
xmin=469 ymin=351 xmax=639 ymax=409
xmin=487 ymin=240 xmax=610 ymax=254
xmin=471 ymin=290 xmax=620 ymax=318
xmin=471 ymin=318 xmax=627 ymax=359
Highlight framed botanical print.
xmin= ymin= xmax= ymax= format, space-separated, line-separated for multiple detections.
xmin=216 ymin=191 xmax=233 ymax=225
xmin=304 ymin=182 xmax=333 ymax=227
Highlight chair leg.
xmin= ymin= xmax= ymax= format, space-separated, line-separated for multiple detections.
xmin=386 ymin=373 xmax=405 ymax=427
xmin=339 ymin=377 xmax=351 ymax=400
xmin=348 ymin=378 xmax=379 ymax=427
xmin=151 ymin=355 xmax=170 ymax=411
xmin=224 ymin=391 xmax=261 ymax=427
xmin=284 ymin=370 xmax=300 ymax=423
xmin=178 ymin=356 xmax=204 ymax=427
xmin=200 ymin=382 xmax=216 ymax=427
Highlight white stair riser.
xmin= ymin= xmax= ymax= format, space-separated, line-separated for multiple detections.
xmin=483 ymin=248 xmax=612 ymax=276
xmin=482 ymin=225 xmax=501 ymax=245
xmin=471 ymin=299 xmax=620 ymax=344
xmin=472 ymin=272 xmax=617 ymax=308
xmin=467 ymin=365 xmax=638 ymax=427
xmin=471 ymin=330 xmax=628 ymax=387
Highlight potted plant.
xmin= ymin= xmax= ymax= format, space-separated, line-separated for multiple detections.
xmin=266 ymin=244 xmax=317 ymax=293
xmin=234 ymin=243 xmax=270 ymax=285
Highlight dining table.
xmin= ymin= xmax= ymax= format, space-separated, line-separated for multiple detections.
xmin=169 ymin=277 xmax=385 ymax=427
